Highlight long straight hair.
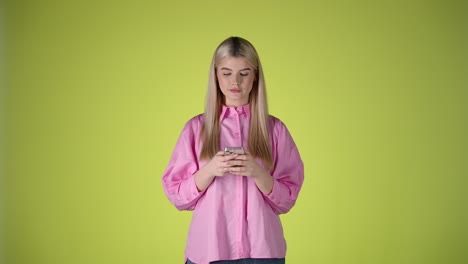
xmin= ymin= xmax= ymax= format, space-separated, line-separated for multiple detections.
xmin=200 ymin=36 xmax=273 ymax=169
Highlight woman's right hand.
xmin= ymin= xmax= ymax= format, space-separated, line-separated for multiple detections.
xmin=194 ymin=151 xmax=238 ymax=191
xmin=203 ymin=151 xmax=239 ymax=177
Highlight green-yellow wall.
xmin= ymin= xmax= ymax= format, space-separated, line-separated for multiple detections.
xmin=3 ymin=0 xmax=467 ymax=263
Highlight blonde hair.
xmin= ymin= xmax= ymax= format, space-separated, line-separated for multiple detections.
xmin=200 ymin=36 xmax=273 ymax=169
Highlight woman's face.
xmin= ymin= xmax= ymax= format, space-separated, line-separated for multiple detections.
xmin=216 ymin=57 xmax=256 ymax=107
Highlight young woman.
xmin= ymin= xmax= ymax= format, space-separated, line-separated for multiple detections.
xmin=162 ymin=36 xmax=304 ymax=264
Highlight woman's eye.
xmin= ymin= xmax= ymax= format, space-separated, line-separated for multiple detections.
xmin=240 ymin=73 xmax=249 ymax=76
xmin=223 ymin=73 xmax=231 ymax=76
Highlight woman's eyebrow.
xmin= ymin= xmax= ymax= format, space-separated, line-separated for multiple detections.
xmin=220 ymin=67 xmax=251 ymax=71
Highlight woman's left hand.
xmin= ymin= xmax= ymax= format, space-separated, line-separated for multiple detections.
xmin=227 ymin=152 xmax=274 ymax=194
xmin=226 ymin=152 xmax=269 ymax=179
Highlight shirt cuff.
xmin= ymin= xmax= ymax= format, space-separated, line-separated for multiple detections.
xmin=264 ymin=178 xmax=284 ymax=204
xmin=187 ymin=173 xmax=205 ymax=197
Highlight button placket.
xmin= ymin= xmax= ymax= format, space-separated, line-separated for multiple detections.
xmin=234 ymin=111 xmax=241 ymax=139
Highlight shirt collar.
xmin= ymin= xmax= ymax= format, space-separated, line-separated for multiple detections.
xmin=220 ymin=103 xmax=251 ymax=121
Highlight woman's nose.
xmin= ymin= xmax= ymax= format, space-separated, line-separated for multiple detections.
xmin=232 ymin=76 xmax=241 ymax=85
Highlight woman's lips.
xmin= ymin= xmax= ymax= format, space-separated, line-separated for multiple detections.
xmin=229 ymin=89 xmax=241 ymax=93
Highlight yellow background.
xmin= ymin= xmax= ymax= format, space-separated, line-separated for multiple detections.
xmin=2 ymin=0 xmax=467 ymax=263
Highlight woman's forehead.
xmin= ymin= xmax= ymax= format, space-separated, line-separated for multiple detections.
xmin=217 ymin=56 xmax=255 ymax=69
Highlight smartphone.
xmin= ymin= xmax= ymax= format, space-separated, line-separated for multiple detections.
xmin=224 ymin=147 xmax=245 ymax=155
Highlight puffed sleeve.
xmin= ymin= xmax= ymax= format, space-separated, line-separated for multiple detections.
xmin=263 ymin=118 xmax=304 ymax=214
xmin=161 ymin=118 xmax=204 ymax=211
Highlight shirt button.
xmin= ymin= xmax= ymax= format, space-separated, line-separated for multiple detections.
xmin=234 ymin=132 xmax=240 ymax=137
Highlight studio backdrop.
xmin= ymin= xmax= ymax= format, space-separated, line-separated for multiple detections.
xmin=3 ymin=0 xmax=467 ymax=263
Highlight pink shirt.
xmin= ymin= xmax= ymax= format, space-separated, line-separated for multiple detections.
xmin=162 ymin=104 xmax=304 ymax=264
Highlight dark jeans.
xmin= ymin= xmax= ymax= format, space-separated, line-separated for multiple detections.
xmin=186 ymin=258 xmax=285 ymax=264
